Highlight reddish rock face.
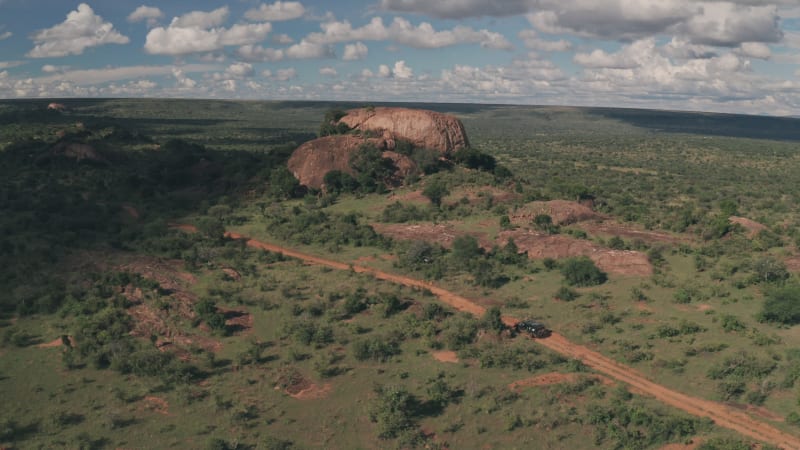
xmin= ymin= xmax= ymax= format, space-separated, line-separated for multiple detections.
xmin=337 ymin=107 xmax=469 ymax=156
xmin=287 ymin=135 xmax=416 ymax=189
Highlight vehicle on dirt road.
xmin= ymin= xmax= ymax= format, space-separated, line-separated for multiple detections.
xmin=515 ymin=320 xmax=552 ymax=338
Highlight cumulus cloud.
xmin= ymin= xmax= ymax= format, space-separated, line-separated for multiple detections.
xmin=0 ymin=31 xmax=11 ymax=41
xmin=285 ymin=40 xmax=333 ymax=58
xmin=736 ymin=42 xmax=772 ymax=59
xmin=226 ymin=62 xmax=255 ymax=78
xmin=237 ymin=45 xmax=285 ymax=62
xmin=273 ymin=33 xmax=294 ymax=44
xmin=36 ymin=64 xmax=218 ymax=85
xmin=378 ymin=64 xmax=392 ymax=77
xmin=41 ymin=64 xmax=68 ymax=73
xmin=127 ymin=5 xmax=163 ymax=27
xmin=392 ymin=60 xmax=414 ymax=79
xmin=680 ymin=3 xmax=782 ymax=47
xmin=28 ymin=3 xmax=130 ymax=58
xmin=380 ymin=0 xmax=535 ymax=19
xmin=342 ymin=42 xmax=368 ymax=60
xmin=145 ymin=7 xmax=272 ymax=56
xmin=274 ymin=68 xmax=297 ymax=81
xmin=305 ymin=17 xmax=512 ymax=50
xmin=245 ymin=1 xmax=306 ymax=21
xmin=518 ymin=29 xmax=571 ymax=52
xmin=319 ymin=66 xmax=338 ymax=77
xmin=0 ymin=61 xmax=26 ymax=70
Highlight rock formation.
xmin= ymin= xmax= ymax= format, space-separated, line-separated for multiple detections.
xmin=287 ymin=135 xmax=415 ymax=189
xmin=337 ymin=107 xmax=469 ymax=155
xmin=288 ymin=107 xmax=469 ymax=190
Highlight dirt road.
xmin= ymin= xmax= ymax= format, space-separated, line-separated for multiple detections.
xmin=223 ymin=231 xmax=800 ymax=448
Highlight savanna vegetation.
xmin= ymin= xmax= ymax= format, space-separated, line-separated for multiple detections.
xmin=1 ymin=99 xmax=799 ymax=449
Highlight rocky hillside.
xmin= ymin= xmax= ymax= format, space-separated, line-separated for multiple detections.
xmin=288 ymin=107 xmax=469 ymax=190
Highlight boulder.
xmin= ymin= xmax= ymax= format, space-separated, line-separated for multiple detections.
xmin=287 ymin=135 xmax=416 ymax=189
xmin=338 ymin=107 xmax=469 ymax=155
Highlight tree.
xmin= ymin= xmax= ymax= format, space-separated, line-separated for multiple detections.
xmin=450 ymin=235 xmax=482 ymax=270
xmin=560 ymin=257 xmax=607 ymax=287
xmin=422 ymin=179 xmax=449 ymax=207
xmin=533 ymin=214 xmax=558 ymax=234
xmin=323 ymin=170 xmax=359 ymax=194
xmin=319 ymin=109 xmax=350 ymax=136
xmin=350 ymin=144 xmax=396 ymax=191
xmin=482 ymin=307 xmax=505 ymax=334
xmin=759 ymin=285 xmax=800 ymax=325
xmin=269 ymin=167 xmax=300 ymax=199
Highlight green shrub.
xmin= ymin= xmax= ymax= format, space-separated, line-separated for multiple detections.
xmin=560 ymin=257 xmax=607 ymax=287
xmin=759 ymin=285 xmax=800 ymax=325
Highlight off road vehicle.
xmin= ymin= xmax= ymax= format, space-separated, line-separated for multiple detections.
xmin=515 ymin=320 xmax=551 ymax=338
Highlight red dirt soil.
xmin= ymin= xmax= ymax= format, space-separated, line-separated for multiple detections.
xmin=785 ymin=255 xmax=800 ymax=273
xmin=432 ymin=350 xmax=460 ymax=363
xmin=217 ymin=229 xmax=800 ymax=449
xmin=509 ymin=200 xmax=601 ymax=226
xmin=142 ymin=396 xmax=169 ymax=415
xmin=729 ymin=216 xmax=767 ymax=238
xmin=373 ymin=222 xmax=653 ymax=276
xmin=577 ymin=220 xmax=689 ymax=245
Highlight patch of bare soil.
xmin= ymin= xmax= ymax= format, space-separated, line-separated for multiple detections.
xmin=729 ymin=216 xmax=767 ymax=238
xmin=142 ymin=396 xmax=169 ymax=415
xmin=659 ymin=439 xmax=703 ymax=450
xmin=432 ymin=350 xmax=459 ymax=363
xmin=509 ymin=200 xmax=601 ymax=226
xmin=216 ymin=230 xmax=800 ymax=450
xmin=785 ymin=255 xmax=800 ymax=273
xmin=36 ymin=336 xmax=75 ymax=349
xmin=508 ymin=373 xmax=613 ymax=391
xmin=372 ymin=222 xmax=469 ymax=249
xmin=499 ymin=230 xmax=653 ymax=276
xmin=635 ymin=302 xmax=653 ymax=312
xmin=697 ymin=304 xmax=713 ymax=312
xmin=577 ymin=220 xmax=689 ymax=245
xmin=290 ymin=383 xmax=333 ymax=400
xmin=219 ymin=307 xmax=253 ymax=335
xmin=221 ymin=268 xmax=241 ymax=281
xmin=726 ymin=402 xmax=784 ymax=422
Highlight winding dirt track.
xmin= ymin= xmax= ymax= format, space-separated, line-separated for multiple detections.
xmin=224 ymin=231 xmax=800 ymax=448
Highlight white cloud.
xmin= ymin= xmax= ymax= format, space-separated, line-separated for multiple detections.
xmin=275 ymin=68 xmax=297 ymax=81
xmin=392 ymin=60 xmax=414 ymax=79
xmin=0 ymin=31 xmax=11 ymax=41
xmin=145 ymin=7 xmax=272 ymax=56
xmin=319 ymin=66 xmax=338 ymax=77
xmin=28 ymin=3 xmax=129 ymax=58
xmin=378 ymin=64 xmax=391 ymax=77
xmin=285 ymin=40 xmax=333 ymax=59
xmin=737 ymin=42 xmax=772 ymax=59
xmin=380 ymin=0 xmax=534 ymax=19
xmin=361 ymin=68 xmax=374 ymax=77
xmin=237 ymin=45 xmax=285 ymax=62
xmin=343 ymin=42 xmax=368 ymax=60
xmin=41 ymin=64 xmax=68 ymax=73
xmin=226 ymin=62 xmax=255 ymax=78
xmin=518 ymin=29 xmax=571 ymax=52
xmin=172 ymin=68 xmax=197 ymax=89
xmin=273 ymin=33 xmax=294 ymax=44
xmin=245 ymin=2 xmax=306 ymax=21
xmin=0 ymin=61 xmax=25 ymax=70
xmin=36 ymin=64 xmax=219 ymax=85
xmin=306 ymin=17 xmax=512 ymax=50
xmin=173 ymin=6 xmax=228 ymax=28
xmin=681 ymin=3 xmax=782 ymax=47
xmin=127 ymin=6 xmax=163 ymax=27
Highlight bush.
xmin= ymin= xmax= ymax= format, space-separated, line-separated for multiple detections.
xmin=560 ymin=257 xmax=607 ymax=287
xmin=759 ymin=285 xmax=800 ymax=325
xmin=481 ymin=307 xmax=505 ymax=334
xmin=555 ymin=286 xmax=579 ymax=301
xmin=422 ymin=179 xmax=449 ymax=207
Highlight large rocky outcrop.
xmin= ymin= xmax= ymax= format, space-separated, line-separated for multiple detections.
xmin=337 ymin=107 xmax=469 ymax=155
xmin=287 ymin=135 xmax=415 ymax=189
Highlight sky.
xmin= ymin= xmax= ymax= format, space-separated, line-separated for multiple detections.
xmin=1 ymin=0 xmax=800 ymax=116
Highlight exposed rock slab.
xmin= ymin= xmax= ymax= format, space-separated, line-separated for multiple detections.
xmin=338 ymin=107 xmax=469 ymax=155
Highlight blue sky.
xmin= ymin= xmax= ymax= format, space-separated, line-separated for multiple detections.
xmin=1 ymin=0 xmax=800 ymax=115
